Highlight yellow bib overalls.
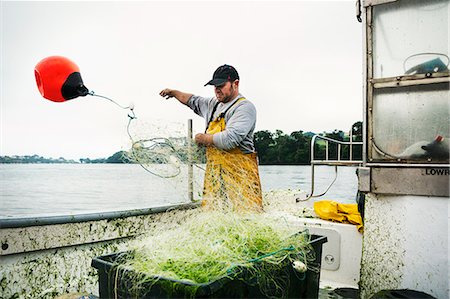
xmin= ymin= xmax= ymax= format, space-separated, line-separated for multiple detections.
xmin=202 ymin=98 xmax=263 ymax=212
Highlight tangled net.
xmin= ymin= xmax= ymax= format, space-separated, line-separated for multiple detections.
xmin=125 ymin=120 xmax=205 ymax=179
xmin=94 ymin=96 xmax=321 ymax=298
xmin=113 ymin=211 xmax=318 ymax=298
xmin=125 ymin=120 xmax=266 ymax=212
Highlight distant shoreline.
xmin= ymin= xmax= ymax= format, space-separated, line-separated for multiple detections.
xmin=0 ymin=155 xmax=80 ymax=164
xmin=0 ymin=157 xmax=124 ymax=164
xmin=0 ymin=151 xmax=129 ymax=164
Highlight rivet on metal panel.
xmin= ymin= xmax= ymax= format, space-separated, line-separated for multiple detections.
xmin=325 ymin=255 xmax=335 ymax=264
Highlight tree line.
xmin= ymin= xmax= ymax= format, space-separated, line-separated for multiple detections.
xmin=0 ymin=155 xmax=77 ymax=164
xmin=254 ymin=121 xmax=362 ymax=165
xmin=90 ymin=121 xmax=363 ymax=165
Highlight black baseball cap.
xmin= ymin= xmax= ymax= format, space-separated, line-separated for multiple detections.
xmin=204 ymin=64 xmax=239 ymax=87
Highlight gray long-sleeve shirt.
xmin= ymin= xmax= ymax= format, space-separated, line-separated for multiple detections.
xmin=187 ymin=93 xmax=257 ymax=154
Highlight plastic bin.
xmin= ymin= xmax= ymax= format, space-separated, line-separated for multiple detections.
xmin=91 ymin=234 xmax=327 ymax=298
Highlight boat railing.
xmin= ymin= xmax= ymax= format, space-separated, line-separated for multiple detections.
xmin=297 ymin=133 xmax=363 ymax=202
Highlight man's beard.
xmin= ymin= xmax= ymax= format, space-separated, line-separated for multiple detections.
xmin=220 ymin=85 xmax=235 ymax=103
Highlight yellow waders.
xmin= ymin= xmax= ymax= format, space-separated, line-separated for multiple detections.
xmin=202 ymin=98 xmax=263 ymax=212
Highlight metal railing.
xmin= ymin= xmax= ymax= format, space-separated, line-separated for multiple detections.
xmin=0 ymin=202 xmax=200 ymax=229
xmin=297 ymin=133 xmax=363 ymax=202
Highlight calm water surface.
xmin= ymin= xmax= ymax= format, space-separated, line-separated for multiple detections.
xmin=0 ymin=164 xmax=357 ymax=218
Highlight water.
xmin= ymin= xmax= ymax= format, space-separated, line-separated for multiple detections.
xmin=0 ymin=164 xmax=358 ymax=219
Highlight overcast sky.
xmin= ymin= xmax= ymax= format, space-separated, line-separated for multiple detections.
xmin=1 ymin=0 xmax=363 ymax=160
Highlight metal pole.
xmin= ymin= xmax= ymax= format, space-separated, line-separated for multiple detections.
xmin=338 ymin=144 xmax=341 ymax=161
xmin=350 ymin=129 xmax=353 ymax=161
xmin=188 ymin=119 xmax=194 ymax=202
xmin=298 ymin=135 xmax=317 ymax=202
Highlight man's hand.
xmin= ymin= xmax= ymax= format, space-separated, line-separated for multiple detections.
xmin=160 ymin=88 xmax=174 ymax=99
xmin=159 ymin=89 xmax=193 ymax=105
xmin=195 ymin=133 xmax=214 ymax=146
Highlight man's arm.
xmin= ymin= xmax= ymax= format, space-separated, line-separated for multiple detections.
xmin=160 ymin=88 xmax=193 ymax=105
xmin=195 ymin=133 xmax=214 ymax=146
xmin=160 ymin=89 xmax=217 ymax=146
xmin=196 ymin=101 xmax=256 ymax=150
xmin=212 ymin=102 xmax=256 ymax=150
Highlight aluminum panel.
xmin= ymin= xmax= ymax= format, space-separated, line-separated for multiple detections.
xmin=371 ymin=167 xmax=449 ymax=196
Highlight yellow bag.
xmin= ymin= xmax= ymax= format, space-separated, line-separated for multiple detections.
xmin=313 ymin=200 xmax=363 ymax=233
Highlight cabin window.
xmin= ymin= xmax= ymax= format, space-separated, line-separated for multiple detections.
xmin=371 ymin=82 xmax=449 ymax=162
xmin=372 ymin=0 xmax=449 ymax=79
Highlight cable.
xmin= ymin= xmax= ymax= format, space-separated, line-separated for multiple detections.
xmin=88 ymin=91 xmax=186 ymax=178
xmin=89 ymin=91 xmax=135 ymax=111
xmin=296 ymin=165 xmax=338 ymax=202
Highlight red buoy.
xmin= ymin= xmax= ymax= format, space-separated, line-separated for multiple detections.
xmin=34 ymin=56 xmax=89 ymax=102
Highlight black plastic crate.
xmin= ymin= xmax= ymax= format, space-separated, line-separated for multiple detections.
xmin=91 ymin=234 xmax=327 ymax=299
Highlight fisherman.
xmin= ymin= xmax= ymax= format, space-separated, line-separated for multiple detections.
xmin=160 ymin=64 xmax=263 ymax=212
